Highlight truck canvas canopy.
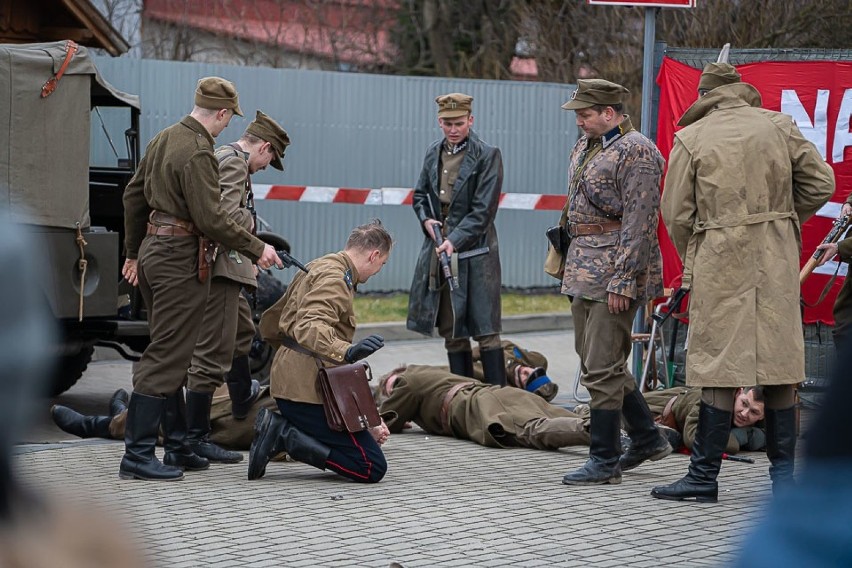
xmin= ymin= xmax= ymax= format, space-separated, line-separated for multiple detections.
xmin=0 ymin=41 xmax=139 ymax=230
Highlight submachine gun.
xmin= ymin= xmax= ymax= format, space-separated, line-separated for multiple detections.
xmin=430 ymin=222 xmax=457 ymax=291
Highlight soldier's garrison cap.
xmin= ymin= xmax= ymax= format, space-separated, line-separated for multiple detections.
xmin=246 ymin=110 xmax=291 ymax=171
xmin=195 ymin=76 xmax=243 ymax=116
xmin=561 ymin=79 xmax=629 ymax=110
xmin=436 ymin=93 xmax=473 ymax=119
xmin=698 ymin=62 xmax=741 ymax=93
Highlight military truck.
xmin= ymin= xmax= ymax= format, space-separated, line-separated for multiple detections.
xmin=0 ymin=41 xmax=148 ymax=394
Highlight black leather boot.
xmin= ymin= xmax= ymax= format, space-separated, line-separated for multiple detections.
xmin=227 ymin=355 xmax=261 ymax=421
xmin=766 ymin=406 xmax=797 ymax=495
xmin=51 ymin=405 xmax=111 ymax=438
xmin=479 ymin=347 xmax=506 ymax=387
xmin=447 ymin=350 xmax=474 ymax=378
xmin=619 ymin=389 xmax=672 ymax=471
xmin=562 ymin=409 xmax=622 ymax=485
xmin=119 ymin=393 xmax=184 ymax=481
xmin=161 ymin=391 xmax=209 ymax=472
xmin=109 ymin=388 xmax=130 ymax=418
xmin=186 ymin=390 xmax=243 ymax=463
xmin=248 ymin=408 xmax=331 ymax=480
xmin=651 ymin=402 xmax=732 ymax=503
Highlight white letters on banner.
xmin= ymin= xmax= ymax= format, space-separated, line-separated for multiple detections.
xmin=781 ymin=88 xmax=852 ymax=163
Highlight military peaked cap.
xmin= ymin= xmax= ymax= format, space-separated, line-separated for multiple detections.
xmin=195 ymin=76 xmax=243 ymax=116
xmin=436 ymin=93 xmax=473 ymax=118
xmin=561 ymin=79 xmax=629 ymax=110
xmin=246 ymin=110 xmax=290 ymax=171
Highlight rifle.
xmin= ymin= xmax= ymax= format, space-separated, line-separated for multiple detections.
xmin=276 ymin=250 xmax=309 ymax=273
xmin=430 ymin=222 xmax=457 ymax=291
xmin=800 ymin=213 xmax=850 ymax=285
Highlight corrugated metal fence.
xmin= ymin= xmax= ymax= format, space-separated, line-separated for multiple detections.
xmin=91 ymin=56 xmax=579 ymax=291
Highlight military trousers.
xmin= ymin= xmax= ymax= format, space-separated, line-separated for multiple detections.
xmin=571 ymin=297 xmax=640 ymax=411
xmin=186 ymin=277 xmax=254 ymax=393
xmin=518 ymin=416 xmax=590 ymax=450
xmin=277 ymin=399 xmax=387 ymax=483
xmin=134 ymin=235 xmax=209 ymax=396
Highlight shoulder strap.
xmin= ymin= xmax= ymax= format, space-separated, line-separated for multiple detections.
xmin=215 ymin=143 xmax=244 ymax=165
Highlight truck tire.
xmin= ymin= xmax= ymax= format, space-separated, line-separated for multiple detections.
xmin=51 ymin=345 xmax=95 ymax=396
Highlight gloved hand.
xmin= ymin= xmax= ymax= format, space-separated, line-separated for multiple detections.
xmin=345 ymin=334 xmax=384 ymax=363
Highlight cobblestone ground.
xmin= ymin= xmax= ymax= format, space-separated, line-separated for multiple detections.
xmin=14 ymin=330 xmax=775 ymax=567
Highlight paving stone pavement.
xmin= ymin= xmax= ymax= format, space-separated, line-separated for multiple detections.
xmin=15 ymin=330 xmax=775 ymax=567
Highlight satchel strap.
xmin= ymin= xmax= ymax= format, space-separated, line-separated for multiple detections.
xmin=279 ymin=335 xmax=338 ymax=366
xmin=41 ymin=40 xmax=78 ymax=98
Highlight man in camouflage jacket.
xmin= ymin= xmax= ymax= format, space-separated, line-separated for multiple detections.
xmin=558 ymin=79 xmax=671 ymax=487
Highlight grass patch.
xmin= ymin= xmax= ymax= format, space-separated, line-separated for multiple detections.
xmin=353 ymin=291 xmax=569 ymax=323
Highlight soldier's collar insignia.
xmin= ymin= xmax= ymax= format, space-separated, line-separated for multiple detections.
xmin=601 ymin=124 xmax=625 ymax=149
xmin=344 ymin=268 xmax=355 ymax=291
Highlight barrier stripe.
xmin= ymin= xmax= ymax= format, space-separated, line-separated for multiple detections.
xmin=253 ymin=184 xmax=848 ymax=217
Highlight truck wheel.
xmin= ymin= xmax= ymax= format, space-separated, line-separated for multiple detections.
xmin=50 ymin=345 xmax=95 ymax=396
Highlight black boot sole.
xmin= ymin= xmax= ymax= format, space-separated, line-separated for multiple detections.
xmin=119 ymin=470 xmax=185 ymax=481
xmin=561 ymin=476 xmax=622 ymax=486
xmin=649 ymin=489 xmax=717 ymax=503
xmin=248 ymin=409 xmax=276 ymax=480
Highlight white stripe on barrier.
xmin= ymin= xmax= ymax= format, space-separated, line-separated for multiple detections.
xmin=381 ymin=188 xmax=414 ymax=205
xmin=253 ymin=184 xmax=272 ymax=200
xmin=302 ymin=186 xmax=339 ymax=203
xmin=500 ymin=193 xmax=542 ymax=210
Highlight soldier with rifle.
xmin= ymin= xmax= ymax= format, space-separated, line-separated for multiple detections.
xmin=182 ymin=110 xmax=293 ymax=465
xmin=812 ymin=198 xmax=852 ymax=347
xmin=407 ymin=93 xmax=506 ymax=386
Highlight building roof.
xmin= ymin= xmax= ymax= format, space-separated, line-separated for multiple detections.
xmin=0 ymin=0 xmax=130 ymax=56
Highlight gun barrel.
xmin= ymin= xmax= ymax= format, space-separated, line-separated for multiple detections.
xmin=430 ymin=223 xmax=457 ymax=291
xmin=276 ymin=250 xmax=309 ymax=273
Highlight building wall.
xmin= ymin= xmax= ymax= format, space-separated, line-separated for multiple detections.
xmin=91 ymin=56 xmax=581 ymax=291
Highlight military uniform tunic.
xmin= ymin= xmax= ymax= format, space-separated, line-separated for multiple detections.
xmin=381 ymin=365 xmax=589 ymax=450
xmin=186 ymin=144 xmax=259 ymax=393
xmin=123 ymin=115 xmax=265 ymax=396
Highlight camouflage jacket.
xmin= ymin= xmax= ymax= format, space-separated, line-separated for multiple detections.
xmin=561 ymin=116 xmax=664 ymax=302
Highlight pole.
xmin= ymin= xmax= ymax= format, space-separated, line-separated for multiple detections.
xmin=633 ymin=6 xmax=659 ymax=382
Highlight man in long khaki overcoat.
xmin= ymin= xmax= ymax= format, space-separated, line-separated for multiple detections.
xmin=377 ymin=365 xmax=589 ymax=450
xmin=653 ymin=64 xmax=835 ymax=503
xmin=184 ymin=110 xmax=290 ymax=465
xmin=120 ymin=77 xmax=282 ymax=481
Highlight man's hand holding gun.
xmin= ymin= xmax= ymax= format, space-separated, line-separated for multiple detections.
xmin=804 ymin=202 xmax=852 ymax=280
xmin=427 ymin=220 xmax=457 ymax=291
xmin=275 ymin=250 xmax=309 ymax=273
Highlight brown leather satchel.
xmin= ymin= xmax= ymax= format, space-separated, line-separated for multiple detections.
xmin=317 ymin=362 xmax=381 ymax=432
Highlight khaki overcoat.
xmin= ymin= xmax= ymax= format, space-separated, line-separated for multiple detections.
xmin=662 ymin=83 xmax=835 ymax=387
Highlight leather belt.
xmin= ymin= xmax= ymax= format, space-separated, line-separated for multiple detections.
xmin=440 ymin=381 xmax=474 ymax=435
xmin=656 ymin=395 xmax=679 ymax=430
xmin=147 ymin=210 xmax=200 ymax=237
xmin=41 ymin=40 xmax=78 ymax=98
xmin=146 ymin=223 xmax=195 ymax=237
xmin=569 ymin=221 xmax=621 ymax=237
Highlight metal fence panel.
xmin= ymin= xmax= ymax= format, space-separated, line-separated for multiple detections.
xmin=90 ymin=56 xmax=579 ymax=290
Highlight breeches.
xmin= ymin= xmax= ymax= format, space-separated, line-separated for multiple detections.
xmin=187 ymin=278 xmax=254 ymax=393
xmin=572 ymin=297 xmax=639 ymax=410
xmin=134 ymin=236 xmax=209 ymax=396
xmin=276 ymin=399 xmax=387 ymax=483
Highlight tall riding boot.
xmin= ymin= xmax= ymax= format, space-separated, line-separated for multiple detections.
xmin=765 ymin=406 xmax=797 ymax=495
xmin=109 ymin=389 xmax=130 ymax=417
xmin=51 ymin=405 xmax=111 ymax=439
xmin=248 ymin=408 xmax=331 ymax=480
xmin=227 ymin=355 xmax=260 ymax=421
xmin=186 ymin=390 xmax=243 ymax=463
xmin=479 ymin=347 xmax=506 ymax=387
xmin=119 ymin=393 xmax=184 ymax=481
xmin=447 ymin=350 xmax=474 ymax=378
xmin=161 ymin=391 xmax=209 ymax=471
xmin=651 ymin=402 xmax=732 ymax=503
xmin=562 ymin=409 xmax=623 ymax=485
xmin=619 ymin=389 xmax=672 ymax=471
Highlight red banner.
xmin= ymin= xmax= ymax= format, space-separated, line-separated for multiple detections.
xmin=656 ymin=57 xmax=852 ymax=325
